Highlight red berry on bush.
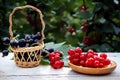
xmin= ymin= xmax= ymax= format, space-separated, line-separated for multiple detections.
xmin=83 ymin=36 xmax=95 ymax=46
xmin=81 ymin=21 xmax=88 ymax=27
xmin=78 ymin=5 xmax=88 ymax=12
xmin=67 ymin=25 xmax=75 ymax=34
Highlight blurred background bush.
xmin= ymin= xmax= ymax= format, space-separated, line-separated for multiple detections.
xmin=0 ymin=0 xmax=120 ymax=52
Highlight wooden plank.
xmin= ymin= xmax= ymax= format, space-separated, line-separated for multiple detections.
xmin=0 ymin=53 xmax=120 ymax=80
xmin=0 ymin=75 xmax=120 ymax=80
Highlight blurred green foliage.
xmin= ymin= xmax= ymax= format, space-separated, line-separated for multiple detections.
xmin=0 ymin=0 xmax=120 ymax=52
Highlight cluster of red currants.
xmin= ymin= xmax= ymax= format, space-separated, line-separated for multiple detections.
xmin=49 ymin=51 xmax=64 ymax=69
xmin=68 ymin=47 xmax=111 ymax=68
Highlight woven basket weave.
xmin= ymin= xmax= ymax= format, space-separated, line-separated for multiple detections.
xmin=9 ymin=5 xmax=45 ymax=68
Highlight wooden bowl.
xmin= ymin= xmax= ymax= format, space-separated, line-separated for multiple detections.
xmin=68 ymin=60 xmax=117 ymax=75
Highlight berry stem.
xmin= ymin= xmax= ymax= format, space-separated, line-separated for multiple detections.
xmin=83 ymin=0 xmax=86 ymax=6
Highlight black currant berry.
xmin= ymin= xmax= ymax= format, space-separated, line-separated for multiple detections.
xmin=3 ymin=37 xmax=10 ymax=45
xmin=10 ymin=40 xmax=18 ymax=48
xmin=18 ymin=39 xmax=26 ymax=47
xmin=2 ymin=50 xmax=9 ymax=57
xmin=28 ymin=38 xmax=34 ymax=45
xmin=47 ymin=48 xmax=54 ymax=53
xmin=41 ymin=51 xmax=48 ymax=57
xmin=34 ymin=39 xmax=39 ymax=43
xmin=32 ymin=33 xmax=42 ymax=40
xmin=60 ymin=52 xmax=64 ymax=58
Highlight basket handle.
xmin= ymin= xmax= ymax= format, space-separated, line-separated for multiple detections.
xmin=9 ymin=5 xmax=45 ymax=41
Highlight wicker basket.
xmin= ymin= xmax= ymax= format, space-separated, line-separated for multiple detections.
xmin=9 ymin=5 xmax=45 ymax=68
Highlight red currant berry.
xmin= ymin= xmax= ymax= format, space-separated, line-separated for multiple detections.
xmin=52 ymin=61 xmax=62 ymax=69
xmin=68 ymin=49 xmax=75 ymax=56
xmin=49 ymin=52 xmax=55 ymax=59
xmin=69 ymin=56 xmax=74 ymax=63
xmin=81 ymin=21 xmax=88 ymax=27
xmin=74 ymin=53 xmax=80 ymax=58
xmin=79 ymin=60 xmax=85 ymax=66
xmin=75 ymin=47 xmax=82 ymax=54
xmin=99 ymin=57 xmax=105 ymax=64
xmin=54 ymin=51 xmax=60 ymax=56
xmin=60 ymin=60 xmax=64 ymax=68
xmin=105 ymin=59 xmax=111 ymax=65
xmin=50 ymin=57 xmax=55 ymax=64
xmin=94 ymin=52 xmax=98 ymax=56
xmin=85 ymin=58 xmax=94 ymax=67
xmin=93 ymin=55 xmax=99 ymax=61
xmin=80 ymin=54 xmax=86 ymax=60
xmin=93 ymin=60 xmax=100 ymax=68
xmin=86 ymin=53 xmax=94 ymax=58
xmin=73 ymin=58 xmax=79 ymax=65
xmin=54 ymin=55 xmax=60 ymax=61
xmin=100 ymin=53 xmax=107 ymax=59
xmin=78 ymin=5 xmax=88 ymax=12
xmin=99 ymin=63 xmax=104 ymax=68
xmin=87 ymin=49 xmax=94 ymax=54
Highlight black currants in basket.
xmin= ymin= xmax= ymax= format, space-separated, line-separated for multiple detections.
xmin=1 ymin=32 xmax=42 ymax=57
xmin=10 ymin=32 xmax=42 ymax=48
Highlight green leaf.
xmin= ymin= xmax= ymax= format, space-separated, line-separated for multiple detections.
xmin=75 ymin=11 xmax=93 ymax=20
xmin=100 ymin=44 xmax=113 ymax=52
xmin=40 ymin=57 xmax=50 ymax=65
xmin=84 ymin=44 xmax=101 ymax=52
xmin=44 ymin=42 xmax=65 ymax=49
xmin=57 ymin=45 xmax=75 ymax=67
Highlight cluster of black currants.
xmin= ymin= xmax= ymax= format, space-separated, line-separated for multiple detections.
xmin=1 ymin=32 xmax=42 ymax=57
xmin=41 ymin=48 xmax=63 ymax=59
xmin=10 ymin=32 xmax=42 ymax=48
xmin=2 ymin=37 xmax=10 ymax=57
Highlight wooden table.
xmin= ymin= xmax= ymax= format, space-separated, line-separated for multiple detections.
xmin=0 ymin=53 xmax=120 ymax=80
